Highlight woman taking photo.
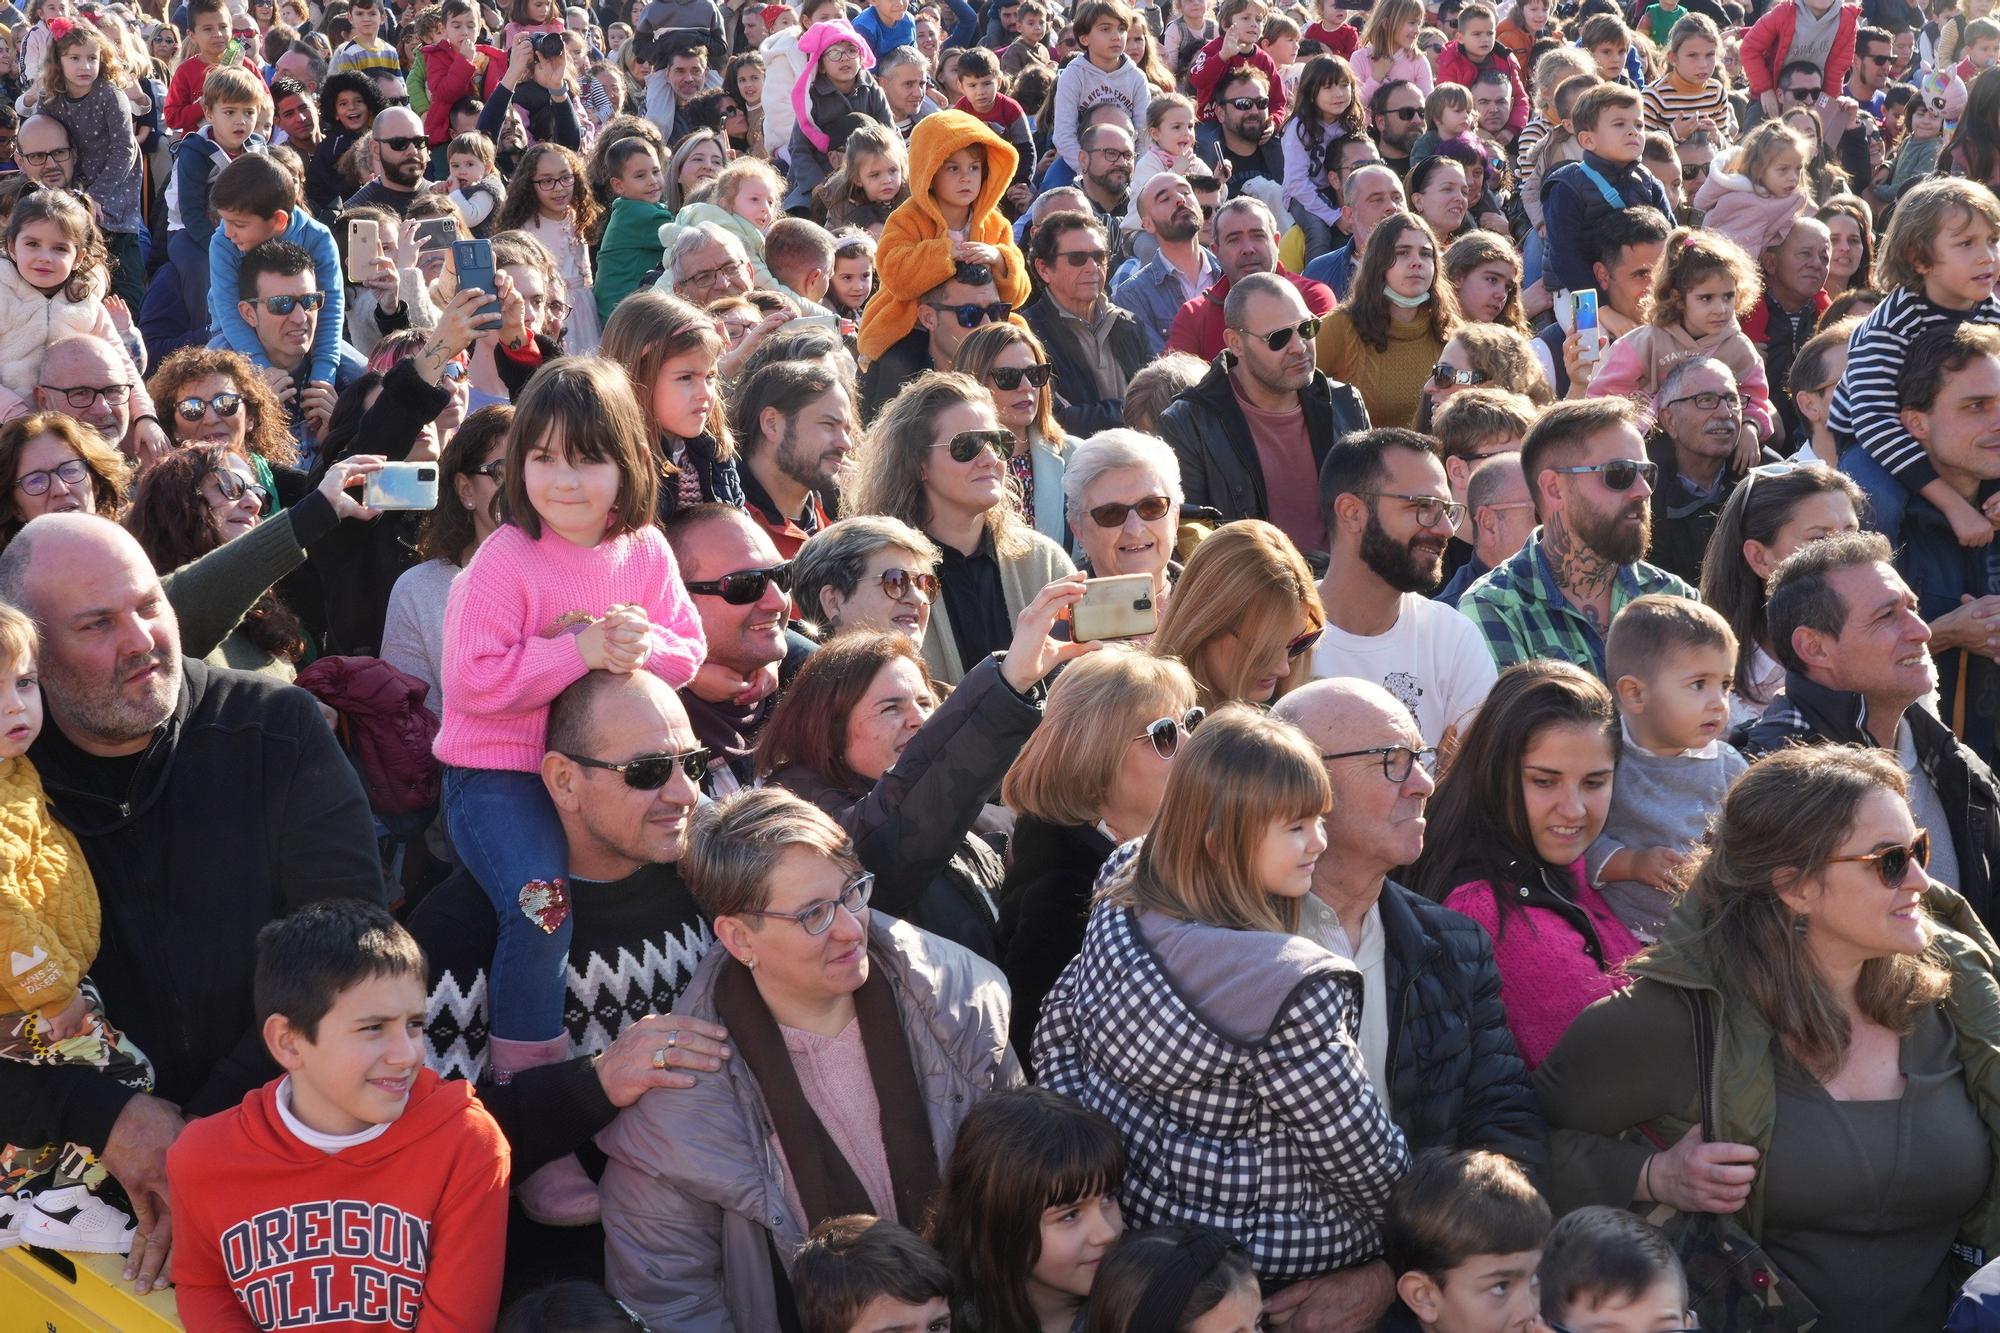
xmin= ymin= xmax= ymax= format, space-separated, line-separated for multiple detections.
xmin=1035 ymin=706 xmax=1410 ymax=1282
xmin=790 ymin=515 xmax=942 ymax=645
xmin=1319 ymin=211 xmax=1462 ymax=430
xmin=1410 ymin=660 xmax=1640 ymax=1070
xmin=953 ymin=321 xmax=1069 ymax=550
xmin=1149 ymin=519 xmax=1324 ymax=708
xmin=1537 ymin=744 xmax=2000 ymax=1333
xmin=599 ymin=289 xmax=744 ymax=518
xmin=599 ymin=789 xmax=1020 ymax=1332
xmin=998 ymin=647 xmax=1201 ymax=1066
xmin=847 ymin=371 xmax=1077 ymax=687
xmin=1061 ymin=428 xmax=1183 ymax=604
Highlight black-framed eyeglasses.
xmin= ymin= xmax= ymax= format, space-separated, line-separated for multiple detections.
xmin=875 ymin=567 xmax=940 ymax=601
xmin=1823 ymin=829 xmax=1930 ymax=888
xmin=250 ymin=291 xmax=325 ymax=315
xmin=988 ymin=363 xmax=1053 ymax=390
xmin=1321 ymin=743 xmax=1439 ymax=782
xmin=14 ymin=456 xmax=87 ymax=496
xmin=1663 ymin=389 xmax=1741 ymax=413
xmin=469 ymin=458 xmax=505 ymax=482
xmin=37 ymin=382 xmax=130 ymax=409
xmin=19 ymin=147 xmax=71 ymax=166
xmin=533 ymin=172 xmax=576 ymax=189
xmin=738 ymin=870 xmax=874 ymax=935
xmin=1552 ymin=458 xmax=1658 ymax=491
xmin=561 ymin=746 xmax=710 ymax=789
xmin=1135 ymin=706 xmax=1205 ymax=759
xmin=1089 ymin=494 xmax=1173 ymax=528
xmin=175 ymin=391 xmax=243 ymax=422
xmin=1430 ymin=362 xmax=1489 ymax=388
xmin=203 ymin=467 xmax=269 ymax=506
xmin=685 ymin=561 xmax=792 ymax=605
xmin=1223 ymin=95 xmax=1269 ymax=110
xmin=1784 ymin=84 xmax=1822 ymax=100
xmin=927 ymin=299 xmax=1013 ymax=329
xmin=933 ymin=428 xmax=1014 ymax=464
xmin=376 ymin=133 xmax=424 ymax=150
xmin=1086 ymin=147 xmax=1135 ymax=164
xmin=1361 ymin=491 xmax=1465 ymax=530
xmin=1240 ymin=316 xmax=1321 ymax=352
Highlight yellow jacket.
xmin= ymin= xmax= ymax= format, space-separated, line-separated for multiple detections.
xmin=858 ymin=110 xmax=1032 ymax=364
xmin=0 ymin=756 xmax=98 ymax=1019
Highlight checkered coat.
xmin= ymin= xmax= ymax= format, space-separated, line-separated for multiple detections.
xmin=1033 ymin=886 xmax=1411 ymax=1280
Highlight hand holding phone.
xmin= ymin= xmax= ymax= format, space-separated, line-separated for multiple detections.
xmin=451 ymin=238 xmax=502 ymax=324
xmin=1572 ymin=289 xmax=1601 ymax=364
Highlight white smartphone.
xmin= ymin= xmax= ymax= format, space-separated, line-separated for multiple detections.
xmin=345 ymin=218 xmax=381 ymax=284
xmin=1071 ymin=574 xmax=1159 ymax=643
xmin=362 ymin=462 xmax=440 ymax=511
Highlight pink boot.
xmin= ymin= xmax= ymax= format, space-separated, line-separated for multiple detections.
xmin=487 ymin=1036 xmax=599 ymax=1227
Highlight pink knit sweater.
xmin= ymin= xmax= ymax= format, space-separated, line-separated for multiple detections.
xmin=435 ymin=523 xmax=706 ymax=772
xmin=1442 ymin=859 xmax=1641 ymax=1070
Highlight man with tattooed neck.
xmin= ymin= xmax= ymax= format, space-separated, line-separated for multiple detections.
xmin=1459 ymin=399 xmax=1699 ymax=678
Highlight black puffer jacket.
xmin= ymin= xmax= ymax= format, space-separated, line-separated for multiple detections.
xmin=767 ymin=655 xmax=1041 ymax=962
xmin=998 ymin=816 xmax=1116 ymax=1069
xmin=1379 ymin=879 xmax=1550 ymax=1183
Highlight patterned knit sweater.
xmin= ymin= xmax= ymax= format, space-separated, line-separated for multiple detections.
xmin=0 ymin=755 xmax=99 ymax=1019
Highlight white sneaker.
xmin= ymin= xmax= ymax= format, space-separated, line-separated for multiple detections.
xmin=0 ymin=1190 xmax=31 ymax=1251
xmin=18 ymin=1181 xmax=136 ymax=1255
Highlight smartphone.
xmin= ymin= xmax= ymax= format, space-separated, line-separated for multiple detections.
xmin=414 ymin=218 xmax=457 ymax=254
xmin=1573 ymin=289 xmax=1601 ymax=364
xmin=1071 ymin=574 xmax=1158 ymax=643
xmin=791 ymin=313 xmax=842 ymax=332
xmin=362 ymin=462 xmax=440 ymax=511
xmin=344 ymin=218 xmax=381 ymax=284
xmin=451 ymin=238 xmax=502 ymax=323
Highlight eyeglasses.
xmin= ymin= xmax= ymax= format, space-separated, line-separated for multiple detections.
xmin=533 ymin=172 xmax=576 ymax=189
xmin=1679 ymin=162 xmax=1707 ymax=183
xmin=1361 ymin=491 xmax=1466 ymax=529
xmin=1320 ymin=743 xmax=1439 ymax=782
xmin=175 ymin=391 xmax=243 ymax=421
xmin=1239 ymin=316 xmax=1322 ymax=352
xmin=204 ymin=468 xmax=269 ymax=506
xmin=250 ymin=291 xmax=325 ymax=315
xmin=1286 ymin=626 xmax=1323 ymax=659
xmin=1055 ymin=247 xmax=1109 ymax=267
xmin=1551 ymin=458 xmax=1658 ymax=491
xmin=1223 ymin=95 xmax=1269 ymax=110
xmin=685 ymin=561 xmax=792 ymax=605
xmin=18 ymin=147 xmax=71 ymax=166
xmin=988 ymin=363 xmax=1053 ymax=390
xmin=875 ymin=568 xmax=940 ymax=601
xmin=1089 ymin=493 xmax=1173 ymax=528
xmin=14 ymin=456 xmax=87 ymax=495
xmin=1429 ymin=362 xmax=1489 ymax=388
xmin=560 ymin=745 xmax=710 ymax=789
xmin=1822 ymin=829 xmax=1930 ymax=888
xmin=933 ymin=428 xmax=1014 ymax=464
xmin=1383 ymin=105 xmax=1424 ymax=120
xmin=469 ymin=458 xmax=505 ymax=482
xmin=738 ymin=869 xmax=875 ymax=935
xmin=1663 ymin=389 xmax=1741 ymax=413
xmin=376 ymin=133 xmax=425 ymax=151
xmin=927 ymin=299 xmax=1013 ymax=329
xmin=681 ymin=257 xmax=747 ymax=290
xmin=1864 ymin=52 xmax=1895 ymax=64
xmin=1087 ymin=147 xmax=1135 ymax=164
xmin=37 ymin=382 xmax=129 ymax=409
xmin=1134 ymin=706 xmax=1206 ymax=759
xmin=1784 ymin=84 xmax=1822 ymax=100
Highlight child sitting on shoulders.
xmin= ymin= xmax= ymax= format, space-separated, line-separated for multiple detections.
xmin=207 ymin=154 xmax=346 ymax=400
xmin=662 ymin=155 xmax=786 ymax=290
xmin=1692 ymin=119 xmax=1814 ymax=258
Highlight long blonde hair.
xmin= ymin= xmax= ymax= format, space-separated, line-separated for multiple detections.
xmin=953 ymin=321 xmax=1065 ymax=454
xmin=1002 ymin=647 xmax=1198 ymax=825
xmin=1150 ymin=519 xmax=1324 ymax=707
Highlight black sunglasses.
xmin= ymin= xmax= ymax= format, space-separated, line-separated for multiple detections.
xmin=377 ymin=134 xmax=425 ymax=151
xmin=1286 ymin=626 xmax=1323 ymax=659
xmin=1785 ymin=84 xmax=1822 ymax=100
xmin=203 ymin=467 xmax=270 ymax=506
xmin=1824 ymin=829 xmax=1930 ymax=888
xmin=251 ymin=291 xmax=325 ymax=315
xmin=928 ymin=299 xmax=1013 ymax=329
xmin=175 ymin=391 xmax=242 ymax=421
xmin=1384 ymin=105 xmax=1424 ymax=120
xmin=1240 ymin=316 xmax=1322 ymax=352
xmin=934 ymin=428 xmax=1014 ymax=464
xmin=1864 ymin=52 xmax=1895 ymax=64
xmin=1054 ymin=248 xmax=1109 ymax=267
xmin=1223 ymin=95 xmax=1269 ymax=110
xmin=1134 ymin=706 xmax=1205 ymax=759
xmin=562 ymin=746 xmax=710 ymax=789
xmin=1089 ymin=494 xmax=1173 ymax=528
xmin=1551 ymin=458 xmax=1658 ymax=491
xmin=685 ymin=562 xmax=792 ymax=605
xmin=988 ymin=363 xmax=1054 ymax=391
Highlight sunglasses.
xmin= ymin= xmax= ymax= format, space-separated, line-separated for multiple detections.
xmin=175 ymin=391 xmax=242 ymax=421
xmin=251 ymin=291 xmax=325 ymax=315
xmin=377 ymin=133 xmax=425 ymax=151
xmin=1824 ymin=829 xmax=1930 ymax=888
xmin=1134 ymin=706 xmax=1206 ymax=760
xmin=1384 ymin=105 xmax=1424 ymax=120
xmin=1286 ymin=626 xmax=1323 ymax=659
xmin=1551 ymin=458 xmax=1658 ymax=491
xmin=1089 ymin=493 xmax=1173 ymax=528
xmin=875 ymin=568 xmax=940 ymax=601
xmin=987 ymin=363 xmax=1054 ymax=391
xmin=1362 ymin=490 xmax=1466 ymax=529
xmin=933 ymin=428 xmax=1014 ymax=464
xmin=561 ymin=746 xmax=710 ymax=789
xmin=685 ymin=561 xmax=792 ymax=605
xmin=205 ymin=468 xmax=270 ymax=506
xmin=928 ymin=299 xmax=1013 ymax=329
xmin=739 ymin=870 xmax=875 ymax=935
xmin=1430 ymin=362 xmax=1489 ymax=388
xmin=1054 ymin=248 xmax=1109 ymax=267
xmin=1784 ymin=85 xmax=1823 ymax=100
xmin=1223 ymin=95 xmax=1270 ymax=110
xmin=14 ymin=456 xmax=87 ymax=496
xmin=1864 ymin=52 xmax=1895 ymax=64
xmin=1240 ymin=316 xmax=1322 ymax=352
xmin=469 ymin=458 xmax=505 ymax=482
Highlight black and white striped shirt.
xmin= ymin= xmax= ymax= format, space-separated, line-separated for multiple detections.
xmin=1829 ymin=285 xmax=2000 ymax=487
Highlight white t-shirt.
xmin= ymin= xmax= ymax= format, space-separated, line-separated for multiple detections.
xmin=1308 ymin=593 xmax=1499 ymax=747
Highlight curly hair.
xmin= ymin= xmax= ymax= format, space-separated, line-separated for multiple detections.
xmin=1648 ymin=226 xmax=1762 ymax=330
xmin=147 ymin=347 xmax=297 ymax=466
xmin=317 ymin=69 xmax=385 ymax=133
xmin=495 ymin=142 xmax=600 ymax=240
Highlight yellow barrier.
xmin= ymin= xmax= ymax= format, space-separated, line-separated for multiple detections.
xmin=0 ymin=1245 xmax=184 ymax=1330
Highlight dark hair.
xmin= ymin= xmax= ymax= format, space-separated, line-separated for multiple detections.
xmin=957 ymin=43 xmax=998 ymax=78
xmin=1903 ymin=322 xmax=2000 ymax=413
xmin=1519 ymin=397 xmax=1639 ymax=507
xmin=1293 ymin=55 xmax=1366 ymax=177
xmin=502 ymin=359 xmax=660 ymax=541
xmin=318 ymin=69 xmax=385 ymax=129
xmin=1815 ymin=195 xmax=1876 ymax=292
xmin=1588 ymin=204 xmax=1671 ymax=279
xmin=1766 ymin=528 xmax=1896 ymax=673
xmin=498 ymin=1280 xmax=645 ymax=1333
xmin=1572 ymin=82 xmax=1643 ymax=132
xmin=1343 ymin=210 xmax=1459 ymax=350
xmin=253 ymin=898 xmax=425 ymax=1042
xmin=211 ymin=153 xmax=300 ymax=219
xmin=1603 ymin=592 xmax=1736 ymax=687
xmin=755 ymin=631 xmax=930 ymax=788
xmin=238 ymin=238 xmax=315 ymax=298
xmin=793 ymin=1216 xmax=952 ymax=1333
xmin=417 ymin=404 xmax=514 ymax=564
xmin=729 ymin=359 xmax=842 ymax=459
xmin=1370 ymin=76 xmax=1418 ymax=122
xmin=1317 ymin=426 xmax=1439 ymax=526
xmin=269 ymin=74 xmax=311 ymax=113
xmin=1945 ymin=65 xmax=2000 ymax=182
xmin=1538 ymin=1207 xmax=1687 ymax=1324
xmin=1385 ymin=1149 xmax=1551 ymax=1278
xmin=1030 ymin=208 xmax=1106 ymax=270
xmin=1081 ymin=1225 xmax=1258 ymax=1333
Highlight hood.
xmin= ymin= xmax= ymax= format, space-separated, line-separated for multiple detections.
xmin=791 ymin=18 xmax=876 ymax=154
xmin=904 ymin=110 xmax=1018 ymax=233
xmin=235 ymin=1068 xmax=476 ymax=1166
xmin=658 ymin=199 xmax=759 ymax=251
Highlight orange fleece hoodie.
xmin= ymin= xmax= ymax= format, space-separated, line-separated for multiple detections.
xmin=168 ymin=1069 xmax=509 ymax=1331
xmin=858 ymin=109 xmax=1032 ymax=364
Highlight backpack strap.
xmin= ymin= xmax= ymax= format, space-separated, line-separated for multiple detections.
xmin=1575 ymin=160 xmax=1631 ymax=212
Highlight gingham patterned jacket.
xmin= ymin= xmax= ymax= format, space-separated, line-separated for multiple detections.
xmin=1033 ymin=887 xmax=1412 ymax=1280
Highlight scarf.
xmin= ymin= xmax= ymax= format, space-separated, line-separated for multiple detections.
xmin=714 ymin=949 xmax=941 ymax=1230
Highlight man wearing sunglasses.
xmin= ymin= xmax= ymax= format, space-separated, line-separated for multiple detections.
xmin=1165 ymin=196 xmax=1337 ymax=360
xmin=1368 ymin=78 xmax=1427 ymax=180
xmin=1022 ymin=212 xmax=1151 ymax=434
xmin=237 ymin=240 xmax=362 ymax=467
xmin=1744 ymin=531 xmax=2000 ymax=924
xmin=859 ymin=261 xmax=1009 ymax=421
xmin=346 ymin=105 xmax=429 ymax=217
xmin=1460 ymin=398 xmax=1698 ymax=677
xmin=1203 ymin=69 xmax=1283 ymax=196
xmin=1265 ymin=680 xmax=1545 ymax=1333
xmin=1743 ymin=0 xmax=1860 ymax=122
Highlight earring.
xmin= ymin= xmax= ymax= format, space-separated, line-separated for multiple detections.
xmin=744 ymin=957 xmax=756 ymax=969
xmin=1792 ymin=913 xmax=1810 ymax=938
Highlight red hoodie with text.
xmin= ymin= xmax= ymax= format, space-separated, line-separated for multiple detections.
xmin=168 ymin=1069 xmax=509 ymax=1331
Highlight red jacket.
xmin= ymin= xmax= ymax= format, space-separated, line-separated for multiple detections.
xmin=420 ymin=39 xmax=507 ymax=144
xmin=1739 ymin=0 xmax=1860 ymax=98
xmin=163 ymin=55 xmax=212 ymax=134
xmin=1304 ymin=20 xmax=1359 ymax=57
xmin=1433 ymin=40 xmax=1531 ymax=133
xmin=169 ymin=1069 xmax=509 ymax=1331
xmin=1187 ymin=35 xmax=1290 ymax=123
xmin=1166 ymin=267 xmax=1336 ymax=360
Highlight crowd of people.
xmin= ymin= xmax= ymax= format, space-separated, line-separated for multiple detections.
xmin=3 ymin=0 xmax=2000 ymax=1327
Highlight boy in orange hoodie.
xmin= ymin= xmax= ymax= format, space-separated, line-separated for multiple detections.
xmin=857 ymin=108 xmax=1033 ymax=365
xmin=168 ymin=900 xmax=509 ymax=1332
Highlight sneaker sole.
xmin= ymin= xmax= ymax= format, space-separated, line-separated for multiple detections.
xmin=15 ymin=1226 xmax=133 ymax=1255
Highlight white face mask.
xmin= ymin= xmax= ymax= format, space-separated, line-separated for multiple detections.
xmin=1385 ymin=284 xmax=1433 ymax=309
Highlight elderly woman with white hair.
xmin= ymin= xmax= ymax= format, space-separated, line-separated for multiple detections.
xmin=660 ymin=220 xmax=754 ymax=306
xmin=792 ymin=515 xmax=944 ymax=644
xmin=1063 ymin=428 xmax=1185 ymax=604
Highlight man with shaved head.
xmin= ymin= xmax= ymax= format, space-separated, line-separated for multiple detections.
xmin=34 ymin=335 xmax=172 ymax=468
xmin=0 ymin=514 xmax=383 ymax=1293
xmin=1261 ymin=679 xmax=1546 ymax=1328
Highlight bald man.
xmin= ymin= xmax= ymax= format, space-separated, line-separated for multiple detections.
xmin=0 ymin=515 xmax=383 ymax=1292
xmin=1261 ymin=680 xmax=1546 ymax=1328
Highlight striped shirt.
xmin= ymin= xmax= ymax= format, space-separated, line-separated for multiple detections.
xmin=327 ymin=37 xmax=402 ymax=78
xmin=1459 ymin=532 xmax=1698 ymax=679
xmin=1640 ymin=74 xmax=1737 ymax=139
xmin=1516 ymin=115 xmax=1551 ymax=181
xmin=1829 ymin=285 xmax=2000 ymax=490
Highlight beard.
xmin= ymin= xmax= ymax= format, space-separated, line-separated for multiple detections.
xmin=1569 ymin=491 xmax=1651 ymax=566
xmin=43 ymin=637 xmax=181 ymax=750
xmin=1154 ymin=211 xmax=1200 ymax=243
xmin=1359 ymin=508 xmax=1447 ymax=593
xmin=775 ymin=416 xmax=837 ymax=492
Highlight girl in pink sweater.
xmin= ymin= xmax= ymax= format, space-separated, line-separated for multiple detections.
xmin=436 ymin=357 xmax=704 ymax=1086
xmin=1410 ymin=661 xmax=1640 ymax=1070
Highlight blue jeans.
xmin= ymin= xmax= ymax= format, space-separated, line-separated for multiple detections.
xmin=442 ymin=766 xmax=572 ymax=1043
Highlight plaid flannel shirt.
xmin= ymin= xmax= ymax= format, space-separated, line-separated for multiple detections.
xmin=1458 ymin=532 xmax=1699 ymax=679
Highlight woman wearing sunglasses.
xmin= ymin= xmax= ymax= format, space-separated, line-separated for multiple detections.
xmin=1061 ymin=428 xmax=1184 ymax=607
xmin=147 ymin=346 xmax=301 ymax=514
xmin=1413 ymin=323 xmax=1553 ymax=432
xmin=790 ymin=514 xmax=942 ymax=644
xmin=755 ymin=573 xmax=1093 ymax=961
xmin=847 ymin=371 xmax=1078 ymax=686
xmin=953 ymin=322 xmax=1070 ymax=550
xmin=1319 ymin=211 xmax=1462 ymax=430
xmin=1151 ymin=519 xmax=1325 ymax=708
xmin=998 ymin=647 xmax=1199 ymax=1068
xmin=1538 ymin=744 xmax=2000 ymax=1333
xmin=600 ymin=788 xmax=1021 ymax=1333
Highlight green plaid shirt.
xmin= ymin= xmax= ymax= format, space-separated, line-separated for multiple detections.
xmin=1459 ymin=532 xmax=1699 ymax=679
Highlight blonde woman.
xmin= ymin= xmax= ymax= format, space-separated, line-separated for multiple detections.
xmin=953 ymin=321 xmax=1068 ymax=548
xmin=1149 ymin=519 xmax=1325 ymax=708
xmin=1415 ymin=323 xmax=1553 ymax=431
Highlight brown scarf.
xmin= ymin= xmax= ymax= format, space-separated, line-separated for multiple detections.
xmin=713 ymin=945 xmax=941 ymax=1231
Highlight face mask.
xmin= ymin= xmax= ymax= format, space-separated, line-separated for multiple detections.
xmin=1386 ymin=284 xmax=1433 ymax=308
